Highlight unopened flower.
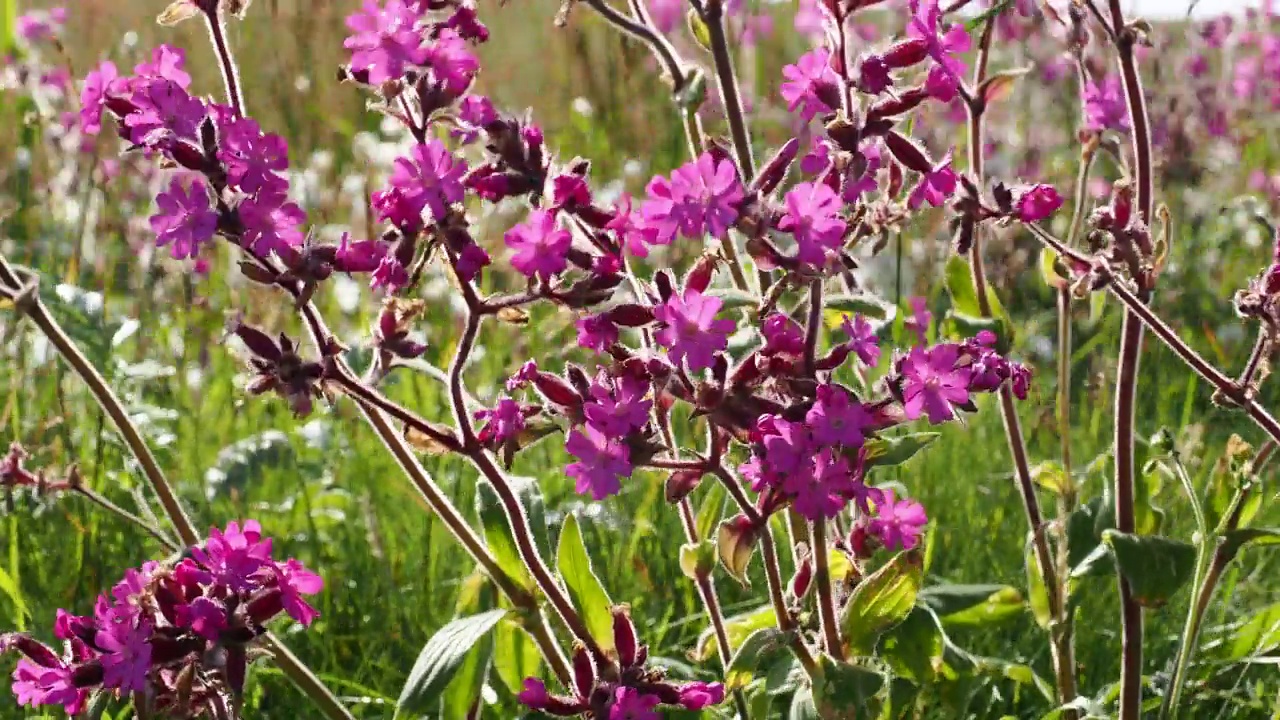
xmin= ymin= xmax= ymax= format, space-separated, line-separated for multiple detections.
xmin=1014 ymin=183 xmax=1064 ymax=223
xmin=151 ymin=178 xmax=217 ymax=260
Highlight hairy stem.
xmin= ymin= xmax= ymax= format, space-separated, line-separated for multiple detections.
xmin=811 ymin=520 xmax=843 ymax=659
xmin=0 ymin=257 xmax=356 ymax=720
xmin=964 ymin=14 xmax=1076 ymax=708
xmin=202 ymin=9 xmax=245 ymax=117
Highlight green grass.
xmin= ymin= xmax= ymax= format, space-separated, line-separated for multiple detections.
xmin=2 ymin=2 xmax=1280 ymax=719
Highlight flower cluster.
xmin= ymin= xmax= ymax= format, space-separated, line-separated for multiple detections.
xmin=518 ymin=607 xmax=723 ymax=718
xmin=3 ymin=521 xmax=321 ymax=716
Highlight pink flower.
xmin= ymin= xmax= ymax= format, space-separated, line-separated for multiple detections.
xmin=778 ymin=181 xmax=847 ymax=266
xmin=151 ymin=179 xmax=218 ymax=260
xmin=218 ymin=117 xmax=291 ymax=195
xmin=372 ymin=255 xmax=409 ymax=292
xmin=344 ymin=0 xmax=428 ymax=84
xmin=505 ymin=209 xmax=572 ymax=280
xmin=190 ymin=520 xmax=274 ymax=593
xmin=794 ymin=0 xmax=826 ymax=38
xmin=761 ymin=313 xmax=804 ymax=356
xmin=517 ymin=678 xmax=551 ymax=709
xmin=15 ymin=8 xmax=66 ymax=43
xmin=648 ymin=0 xmax=684 ymax=33
xmin=653 ymin=289 xmax=735 ymax=372
xmin=760 ymin=418 xmax=814 ymax=478
xmin=577 ymin=313 xmax=619 ymax=354
xmin=452 ymin=94 xmax=496 ymax=144
xmin=906 ymin=296 xmax=931 ymax=344
xmin=584 ymin=373 xmax=651 ymax=438
xmin=95 ymin=617 xmax=153 ymax=693
xmin=900 ymin=344 xmax=970 ymax=424
xmin=566 ymin=425 xmax=632 ymax=500
xmin=475 ymin=398 xmax=526 ymax=444
xmin=610 ymin=687 xmax=661 ymax=720
xmin=841 ymin=314 xmax=881 ymax=367
xmin=422 ymin=29 xmax=480 ymax=94
xmin=780 ymin=48 xmax=841 ymax=122
xmin=869 ymin=489 xmax=928 ymax=550
xmin=907 ymin=152 xmax=958 ymax=209
xmin=123 ymin=79 xmax=206 ymax=144
xmin=135 ymin=44 xmax=192 ymax=89
xmin=606 ymin=194 xmax=658 ymax=258
xmin=1083 ymin=75 xmax=1129 ymax=132
xmin=389 ymin=140 xmax=468 ymax=222
xmin=806 ymin=384 xmax=873 ymax=448
xmin=678 ymin=681 xmax=725 ymax=709
xmin=239 ymin=190 xmax=307 ymax=256
xmin=1014 ymin=184 xmax=1064 ymax=223
xmin=79 ymin=60 xmax=119 ymax=135
xmin=641 ymin=153 xmax=744 ymax=242
xmin=455 ymin=243 xmax=491 ymax=282
xmin=783 ymin=448 xmax=859 ymax=520
xmin=11 ymin=659 xmax=85 ymax=714
xmin=907 ymin=0 xmax=970 ymax=101
xmin=272 ymin=559 xmax=324 ymax=626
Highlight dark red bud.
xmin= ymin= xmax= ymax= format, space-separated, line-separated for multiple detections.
xmin=654 ymin=270 xmax=675 ymax=303
xmin=571 ymin=643 xmax=595 ymax=699
xmin=664 ymin=469 xmax=704 ymax=503
xmin=882 ymin=38 xmax=929 ymax=68
xmin=534 ymin=372 xmax=582 ymax=408
xmin=868 ymin=86 xmax=929 ymax=120
xmin=611 ymin=605 xmax=640 ymax=668
xmin=232 ymin=323 xmax=282 ymax=361
xmin=752 ymin=137 xmax=800 ymax=196
xmin=606 ymin=304 xmax=655 ymax=327
xmin=790 ymin=555 xmax=814 ymax=598
xmin=884 ymin=131 xmax=933 ymax=174
xmin=684 ymin=253 xmax=721 ymax=295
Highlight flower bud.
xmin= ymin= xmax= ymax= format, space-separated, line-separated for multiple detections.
xmin=752 ymin=137 xmax=800 ymax=196
xmin=605 ymin=304 xmax=655 ymax=327
xmin=533 ymin=372 xmax=582 ymax=408
xmin=665 ymin=469 xmax=704 ymax=503
xmin=790 ymin=554 xmax=814 ymax=598
xmin=611 ymin=605 xmax=640 ymax=668
xmin=571 ymin=643 xmax=595 ymax=700
xmin=884 ymin=131 xmax=933 ymax=174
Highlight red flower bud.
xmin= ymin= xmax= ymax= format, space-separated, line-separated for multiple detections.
xmin=884 ymin=131 xmax=933 ymax=174
xmin=606 ymin=304 xmax=655 ymax=327
xmin=612 ymin=605 xmax=641 ymax=668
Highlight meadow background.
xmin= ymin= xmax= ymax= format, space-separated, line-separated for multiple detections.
xmin=1 ymin=0 xmax=1280 ymax=718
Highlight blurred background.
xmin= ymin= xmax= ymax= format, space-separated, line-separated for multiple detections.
xmin=3 ymin=0 xmax=1280 ymax=718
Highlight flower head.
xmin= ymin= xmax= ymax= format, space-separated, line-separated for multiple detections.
xmin=781 ymin=48 xmax=841 ymax=121
xmin=95 ymin=618 xmax=152 ymax=693
xmin=841 ymin=314 xmax=881 ymax=367
xmin=900 ymin=344 xmax=970 ymax=424
xmin=135 ymin=44 xmax=192 ymax=89
xmin=653 ymin=289 xmax=735 ymax=372
xmin=869 ymin=490 xmax=928 ymax=550
xmin=389 ymin=140 xmax=468 ymax=223
xmin=583 ymin=373 xmax=651 ymax=439
xmin=151 ymin=179 xmax=217 ymax=260
xmin=1083 ymin=75 xmax=1129 ymax=133
xmin=806 ymin=384 xmax=873 ymax=448
xmin=422 ymin=29 xmax=480 ymax=94
xmin=344 ymin=0 xmax=428 ymax=84
xmin=565 ymin=425 xmax=632 ymax=500
xmin=189 ymin=520 xmax=273 ymax=593
xmin=505 ymin=209 xmax=572 ymax=280
xmin=12 ymin=660 xmax=85 ymax=715
xmin=907 ymin=152 xmax=958 ymax=209
xmin=610 ymin=687 xmax=661 ymax=720
xmin=783 ymin=448 xmax=861 ymax=520
xmin=79 ymin=60 xmax=120 ymax=136
xmin=778 ymin=181 xmax=847 ymax=266
xmin=272 ymin=559 xmax=324 ymax=626
xmin=678 ymin=681 xmax=726 ymax=710
xmin=641 ymin=153 xmax=744 ymax=243
xmin=476 ymin=398 xmax=526 ymax=444
xmin=1014 ymin=183 xmax=1064 ymax=223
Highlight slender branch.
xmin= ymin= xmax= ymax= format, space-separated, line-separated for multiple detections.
xmin=581 ymin=0 xmax=687 ymax=91
xmin=804 ymin=279 xmax=822 ymax=377
xmin=450 ymin=311 xmax=481 ymax=449
xmin=202 ymin=9 xmax=245 ymax=117
xmin=72 ymin=486 xmax=178 ymax=550
xmin=963 ymin=12 xmax=1076 ymax=708
xmin=700 ymin=0 xmax=755 ymax=183
xmin=810 ymin=520 xmax=843 ymax=659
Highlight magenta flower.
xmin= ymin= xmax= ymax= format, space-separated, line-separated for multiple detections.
xmin=784 ymin=448 xmax=858 ymax=520
xmin=517 ymin=678 xmax=551 ymax=709
xmin=219 ymin=118 xmax=291 ymax=194
xmin=906 ymin=296 xmax=932 ymax=344
xmin=372 ymin=255 xmax=409 ymax=292
xmin=760 ymin=418 xmax=814 ymax=477
xmin=239 ymin=191 xmax=307 ymax=256
xmin=907 ymin=152 xmax=958 ymax=209
xmin=648 ymin=0 xmax=684 ymax=32
xmin=1083 ymin=75 xmax=1129 ymax=132
xmin=841 ymin=314 xmax=881 ymax=367
xmin=189 ymin=520 xmax=273 ymax=593
xmin=151 ymin=179 xmax=217 ymax=260
xmin=606 ymin=194 xmax=657 ymax=257
xmin=869 ymin=490 xmax=928 ymax=550
xmin=272 ymin=559 xmax=324 ymax=626
xmin=123 ymin=79 xmax=206 ymax=144
xmin=641 ymin=153 xmax=744 ymax=242
xmin=96 ymin=618 xmax=153 ymax=693
xmin=906 ymin=0 xmax=970 ymax=100
xmin=389 ymin=140 xmax=468 ymax=222
xmin=653 ymin=289 xmax=735 ymax=372
xmin=79 ymin=60 xmax=119 ymax=135
xmin=1014 ymin=183 xmax=1064 ymax=223
xmin=455 ymin=243 xmax=491 ymax=282
xmin=900 ymin=344 xmax=970 ymax=424
xmin=610 ymin=687 xmax=661 ymax=720
xmin=577 ymin=313 xmax=620 ymax=354
xmin=135 ymin=44 xmax=192 ymax=89
xmin=584 ymin=374 xmax=652 ymax=438
xmin=761 ymin=313 xmax=804 ymax=356
xmin=11 ymin=660 xmax=85 ymax=714
xmin=780 ymin=48 xmax=841 ymax=121
xmin=452 ymin=94 xmax=496 ymax=144
xmin=422 ymin=29 xmax=480 ymax=94
xmin=344 ymin=0 xmax=428 ymax=84
xmin=15 ymin=8 xmax=66 ymax=43
xmin=475 ymin=398 xmax=526 ymax=444
xmin=678 ymin=682 xmax=726 ymax=710
xmin=806 ymin=384 xmax=873 ymax=448
xmin=178 ymin=596 xmax=227 ymax=641
xmin=505 ymin=209 xmax=572 ymax=280
xmin=566 ymin=425 xmax=632 ymax=500
xmin=778 ymin=181 xmax=847 ymax=266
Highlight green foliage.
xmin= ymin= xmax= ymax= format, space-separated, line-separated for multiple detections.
xmin=395 ymin=609 xmax=507 ymax=717
xmin=555 ymin=513 xmax=616 ymax=656
xmin=840 ymin=552 xmax=922 ymax=656
xmin=1102 ymin=531 xmax=1197 ymax=608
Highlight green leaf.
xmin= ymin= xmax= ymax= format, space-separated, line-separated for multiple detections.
xmin=679 ymin=539 xmax=717 ymax=581
xmin=695 ymin=480 xmax=727 ymax=541
xmin=706 ymin=287 xmax=759 ymax=313
xmin=840 ymin=552 xmax=922 ymax=655
xmin=862 ymin=433 xmax=940 ymax=469
xmin=555 ymin=514 xmax=616 ymax=655
xmin=0 ymin=562 xmax=27 ymax=631
xmin=788 ymin=687 xmax=818 ymax=720
xmin=1218 ymin=602 xmax=1280 ymax=662
xmin=693 ymin=604 xmax=776 ymax=663
xmin=1039 ymin=247 xmax=1069 ymax=290
xmin=1102 ymin=531 xmax=1196 ymax=608
xmin=943 ymin=255 xmax=1014 ymax=350
xmin=441 ymin=623 xmax=494 ymax=717
xmin=825 ymin=294 xmax=896 ymax=321
xmin=879 ymin=606 xmax=944 ymax=682
xmin=492 ymin=617 xmax=541 ymax=696
xmin=1221 ymin=527 xmax=1280 ymax=559
xmin=476 ymin=478 xmax=539 ymax=593
xmin=812 ymin=655 xmax=884 ymax=719
xmin=724 ymin=627 xmax=792 ymax=691
xmin=396 ymin=609 xmax=507 ymax=716
xmin=1067 ymin=496 xmax=1113 ymax=573
xmin=1024 ymin=539 xmax=1051 ymax=629
xmin=919 ymin=584 xmax=1024 ymax=627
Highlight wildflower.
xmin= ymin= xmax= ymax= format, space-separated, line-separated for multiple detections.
xmin=517 ymin=678 xmax=552 ymax=709
xmin=780 ymin=48 xmax=841 ymax=121
xmin=869 ymin=490 xmax=928 ymax=550
xmin=15 ymin=8 xmax=67 ymax=43
xmin=806 ymin=384 xmax=873 ymax=448
xmin=79 ymin=60 xmax=119 ymax=136
xmin=371 ymin=255 xmax=409 ymax=292
xmin=760 ymin=419 xmax=813 ymax=477
xmin=452 ymin=94 xmax=495 ymax=144
xmin=565 ymin=425 xmax=632 ymax=500
xmin=1083 ymin=75 xmax=1129 ymax=133
xmin=189 ymin=520 xmax=273 ymax=593
xmin=906 ymin=0 xmax=970 ymax=101
xmin=422 ymin=29 xmax=480 ymax=94
xmin=907 ymin=152 xmax=958 ymax=209
xmin=1014 ymin=183 xmax=1064 ymax=223
xmin=641 ymin=153 xmax=744 ymax=243
xmin=96 ymin=618 xmax=152 ymax=693
xmin=841 ymin=314 xmax=881 ymax=367
xmin=648 ymin=0 xmax=684 ymax=32
xmin=135 ymin=44 xmax=192 ymax=90
xmin=577 ymin=313 xmax=619 ymax=353
xmin=778 ymin=181 xmax=847 ymax=266
xmin=653 ymin=289 xmax=735 ymax=372
xmin=610 ymin=687 xmax=661 ymax=720
xmin=606 ymin=194 xmax=657 ymax=257
xmin=239 ymin=190 xmax=308 ymax=256
xmin=583 ymin=374 xmax=651 ymax=438
xmin=900 ymin=344 xmax=970 ymax=424
xmin=784 ymin=448 xmax=858 ymax=520
xmin=219 ymin=118 xmax=291 ymax=194
xmin=761 ymin=313 xmax=804 ymax=356
xmin=905 ymin=297 xmax=932 ymax=344
xmin=151 ymin=179 xmax=218 ymax=260
xmin=11 ymin=660 xmax=85 ymax=715
xmin=272 ymin=559 xmax=324 ymax=626
xmin=678 ymin=682 xmax=726 ymax=710
xmin=123 ymin=79 xmax=206 ymax=144
xmin=389 ymin=140 xmax=468 ymax=223
xmin=505 ymin=209 xmax=572 ymax=280
xmin=455 ymin=243 xmax=491 ymax=282
xmin=475 ymin=398 xmax=526 ymax=444
xmin=344 ymin=0 xmax=428 ymax=84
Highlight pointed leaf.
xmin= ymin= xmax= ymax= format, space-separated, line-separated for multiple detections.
xmin=1025 ymin=540 xmax=1051 ymax=629
xmin=1222 ymin=527 xmax=1280 ymax=559
xmin=879 ymin=606 xmax=944 ymax=682
xmin=840 ymin=551 xmax=923 ymax=655
xmin=812 ymin=655 xmax=884 ymax=719
xmin=919 ymin=584 xmax=1024 ymax=627
xmin=693 ymin=604 xmax=776 ymax=663
xmin=862 ymin=433 xmax=940 ymax=469
xmin=1102 ymin=531 xmax=1196 ymax=608
xmin=724 ymin=627 xmax=792 ymax=691
xmin=396 ymin=609 xmax=507 ymax=716
xmin=476 ymin=478 xmax=543 ymax=593
xmin=1218 ymin=602 xmax=1280 ymax=662
xmin=555 ymin=514 xmax=616 ymax=655
xmin=826 ymin=294 xmax=896 ymax=321
xmin=788 ymin=687 xmax=819 ymax=720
